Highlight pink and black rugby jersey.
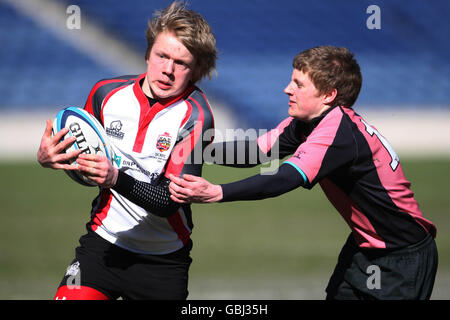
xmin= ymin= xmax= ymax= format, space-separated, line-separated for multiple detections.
xmin=82 ymin=73 xmax=214 ymax=254
xmin=257 ymin=106 xmax=436 ymax=249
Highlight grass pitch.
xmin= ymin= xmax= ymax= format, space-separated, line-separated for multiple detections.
xmin=0 ymin=158 xmax=449 ymax=299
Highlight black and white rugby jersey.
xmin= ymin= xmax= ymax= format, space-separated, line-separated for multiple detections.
xmin=83 ymin=73 xmax=214 ymax=254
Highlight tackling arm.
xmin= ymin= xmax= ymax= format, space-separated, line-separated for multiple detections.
xmin=169 ymin=162 xmax=307 ymax=204
xmin=220 ymin=163 xmax=306 ymax=202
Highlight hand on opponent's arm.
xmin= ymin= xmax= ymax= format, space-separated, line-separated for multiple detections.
xmin=168 ymin=174 xmax=223 ymax=204
xmin=37 ymin=119 xmax=81 ymax=170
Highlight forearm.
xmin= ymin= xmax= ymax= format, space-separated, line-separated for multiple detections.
xmin=112 ymin=171 xmax=180 ymax=217
xmin=220 ymin=163 xmax=305 ymax=202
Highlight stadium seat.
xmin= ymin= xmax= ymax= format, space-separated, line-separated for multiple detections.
xmin=1 ymin=0 xmax=449 ymax=128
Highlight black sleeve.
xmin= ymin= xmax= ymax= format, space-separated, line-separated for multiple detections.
xmin=209 ymin=140 xmax=275 ymax=168
xmin=209 ymin=118 xmax=305 ymax=167
xmin=220 ymin=163 xmax=306 ymax=202
xmin=112 ymin=171 xmax=180 ymax=217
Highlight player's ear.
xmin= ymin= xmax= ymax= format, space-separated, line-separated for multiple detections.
xmin=323 ymin=88 xmax=337 ymax=105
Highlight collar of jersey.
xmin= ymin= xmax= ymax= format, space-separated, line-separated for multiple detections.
xmin=133 ymin=73 xmax=196 ymax=110
xmin=131 ymin=73 xmax=196 ymax=153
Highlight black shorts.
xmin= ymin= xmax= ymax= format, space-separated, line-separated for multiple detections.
xmin=326 ymin=233 xmax=438 ymax=300
xmin=57 ymin=225 xmax=193 ymax=300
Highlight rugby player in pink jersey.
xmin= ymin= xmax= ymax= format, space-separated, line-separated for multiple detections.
xmin=37 ymin=2 xmax=217 ymax=300
xmin=169 ymin=46 xmax=438 ymax=300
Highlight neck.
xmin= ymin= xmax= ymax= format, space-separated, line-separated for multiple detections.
xmin=141 ymin=75 xmax=154 ymax=98
xmin=305 ymin=105 xmax=331 ymax=122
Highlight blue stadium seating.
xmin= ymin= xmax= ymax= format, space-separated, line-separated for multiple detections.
xmin=1 ymin=0 xmax=449 ymax=128
xmin=0 ymin=2 xmax=115 ymax=110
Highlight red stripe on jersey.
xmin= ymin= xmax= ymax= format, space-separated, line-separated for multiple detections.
xmin=180 ymin=101 xmax=192 ymax=129
xmin=84 ymin=78 xmax=130 ymax=116
xmin=54 ymin=285 xmax=109 ymax=300
xmin=132 ymin=73 xmax=151 ymax=153
xmin=90 ymin=189 xmax=113 ymax=231
xmin=164 ymin=98 xmax=204 ymax=177
xmin=131 ymin=74 xmax=196 ymax=153
xmin=167 ymin=211 xmax=190 ymax=245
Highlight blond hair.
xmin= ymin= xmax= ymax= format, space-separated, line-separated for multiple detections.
xmin=145 ymin=1 xmax=218 ymax=83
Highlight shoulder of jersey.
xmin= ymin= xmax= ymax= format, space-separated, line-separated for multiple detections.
xmin=52 ymin=107 xmax=114 ymax=187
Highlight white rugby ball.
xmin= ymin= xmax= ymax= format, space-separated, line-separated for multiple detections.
xmin=52 ymin=107 xmax=114 ymax=186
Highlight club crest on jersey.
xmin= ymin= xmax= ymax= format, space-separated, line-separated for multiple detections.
xmin=106 ymin=120 xmax=125 ymax=140
xmin=156 ymin=132 xmax=172 ymax=152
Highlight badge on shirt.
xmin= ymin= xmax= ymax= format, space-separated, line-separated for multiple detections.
xmin=156 ymin=132 xmax=172 ymax=152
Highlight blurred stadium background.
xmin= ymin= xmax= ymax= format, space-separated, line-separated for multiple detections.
xmin=0 ymin=0 xmax=449 ymax=299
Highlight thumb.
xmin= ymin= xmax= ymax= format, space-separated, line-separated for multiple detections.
xmin=44 ymin=119 xmax=53 ymax=137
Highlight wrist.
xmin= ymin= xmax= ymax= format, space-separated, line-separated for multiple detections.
xmin=212 ymin=184 xmax=223 ymax=202
xmin=104 ymin=167 xmax=119 ymax=189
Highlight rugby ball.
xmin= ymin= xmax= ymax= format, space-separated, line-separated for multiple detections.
xmin=52 ymin=107 xmax=114 ymax=186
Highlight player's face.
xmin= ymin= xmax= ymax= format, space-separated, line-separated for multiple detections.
xmin=284 ymin=69 xmax=330 ymax=122
xmin=144 ymin=31 xmax=196 ymax=99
